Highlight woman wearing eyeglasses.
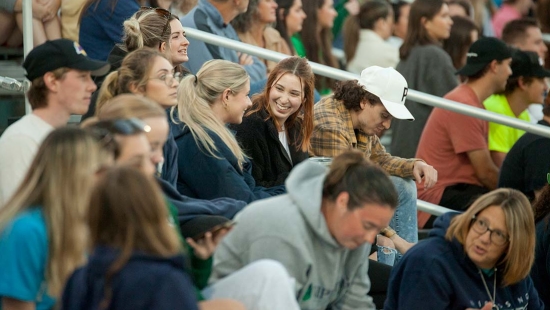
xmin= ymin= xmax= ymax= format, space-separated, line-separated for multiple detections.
xmin=96 ymin=49 xmax=182 ymax=186
xmin=0 ymin=128 xmax=112 ymax=309
xmin=385 ymin=188 xmax=543 ymax=310
xmin=82 ymin=6 xmax=189 ymax=119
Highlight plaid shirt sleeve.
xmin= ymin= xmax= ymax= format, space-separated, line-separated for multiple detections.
xmin=311 ymin=97 xmax=422 ymax=178
xmin=367 ymin=135 xmax=419 ymax=178
xmin=310 ymin=99 xmax=355 ymax=157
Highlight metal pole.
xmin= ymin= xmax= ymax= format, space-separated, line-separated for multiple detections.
xmin=22 ymin=0 xmax=33 ymax=115
xmin=185 ymin=28 xmax=550 ymax=139
xmin=417 ymin=200 xmax=453 ymax=216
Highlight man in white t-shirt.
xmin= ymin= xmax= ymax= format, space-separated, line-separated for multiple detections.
xmin=0 ymin=39 xmax=109 ymax=206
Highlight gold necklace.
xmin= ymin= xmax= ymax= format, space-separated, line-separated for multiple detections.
xmin=477 ymin=268 xmax=499 ymax=310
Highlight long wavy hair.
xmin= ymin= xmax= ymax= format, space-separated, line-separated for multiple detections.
xmin=246 ymin=56 xmax=314 ymax=151
xmin=0 ymin=127 xmax=110 ymax=296
xmin=175 ymin=59 xmax=250 ymax=169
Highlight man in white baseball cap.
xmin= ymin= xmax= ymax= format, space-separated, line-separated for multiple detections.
xmin=357 ymin=66 xmax=415 ymax=121
xmin=310 ymin=65 xmax=438 ymax=264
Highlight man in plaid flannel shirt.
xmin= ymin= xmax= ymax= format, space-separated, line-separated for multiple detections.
xmin=310 ymin=66 xmax=438 ymax=254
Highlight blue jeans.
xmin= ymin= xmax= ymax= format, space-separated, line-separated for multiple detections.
xmin=377 ymin=246 xmax=397 ymax=266
xmin=389 ymin=176 xmax=418 ymax=262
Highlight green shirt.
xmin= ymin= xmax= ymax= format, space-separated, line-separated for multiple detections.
xmin=483 ymin=94 xmax=530 ymax=153
xmin=166 ymin=198 xmax=212 ymax=300
xmin=291 ymin=33 xmax=306 ymax=58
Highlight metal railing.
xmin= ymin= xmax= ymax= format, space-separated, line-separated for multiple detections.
xmin=22 ymin=0 xmax=33 ymax=114
xmin=185 ymin=28 xmax=550 ymax=139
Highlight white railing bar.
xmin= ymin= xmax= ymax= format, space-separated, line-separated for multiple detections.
xmin=185 ymin=28 xmax=550 ymax=139
xmin=417 ymin=199 xmax=453 ymax=216
xmin=22 ymin=0 xmax=33 ymax=114
xmin=543 ymin=33 xmax=550 ymax=44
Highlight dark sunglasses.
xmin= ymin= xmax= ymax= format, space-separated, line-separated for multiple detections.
xmin=94 ymin=118 xmax=150 ymax=135
xmin=87 ymin=118 xmax=150 ymax=159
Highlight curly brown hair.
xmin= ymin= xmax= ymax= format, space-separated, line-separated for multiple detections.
xmin=333 ymin=80 xmax=382 ymax=112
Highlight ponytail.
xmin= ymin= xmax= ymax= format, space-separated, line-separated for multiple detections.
xmin=323 ymin=150 xmax=398 ymax=210
xmin=96 ymin=71 xmax=120 ymax=115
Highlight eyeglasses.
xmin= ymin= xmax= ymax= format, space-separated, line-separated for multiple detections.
xmin=147 ymin=72 xmax=182 ymax=87
xmin=137 ymin=7 xmax=172 ymax=47
xmin=470 ymin=216 xmax=509 ymax=246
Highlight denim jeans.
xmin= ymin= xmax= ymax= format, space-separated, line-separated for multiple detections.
xmin=377 ymin=246 xmax=397 ymax=266
xmin=388 ymin=176 xmax=418 ymax=262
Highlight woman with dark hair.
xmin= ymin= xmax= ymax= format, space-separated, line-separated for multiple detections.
xmin=212 ymin=150 xmax=399 ymax=309
xmin=274 ymin=0 xmax=306 ymax=55
xmin=230 ymin=56 xmax=314 ymax=187
xmin=391 ymin=0 xmax=458 ymax=159
xmin=443 ymin=16 xmax=479 ymax=72
xmin=292 ymin=0 xmax=337 ymax=95
xmin=386 ymin=188 xmax=543 ymax=309
xmin=343 ymin=0 xmax=398 ymax=73
xmin=232 ymin=0 xmax=289 ymax=73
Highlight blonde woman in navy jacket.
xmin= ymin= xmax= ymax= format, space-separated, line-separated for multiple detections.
xmin=230 ymin=57 xmax=315 ymax=187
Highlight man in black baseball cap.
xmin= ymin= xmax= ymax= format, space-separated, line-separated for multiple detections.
xmin=0 ymin=39 xmax=109 ymax=205
xmin=484 ymin=50 xmax=550 ymax=166
xmin=415 ymin=37 xmax=514 ymax=212
xmin=23 ymin=38 xmax=110 ymax=81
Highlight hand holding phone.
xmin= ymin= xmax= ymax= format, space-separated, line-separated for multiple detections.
xmin=186 ymin=221 xmax=236 ymax=260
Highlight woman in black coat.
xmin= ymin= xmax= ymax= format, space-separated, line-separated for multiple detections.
xmin=231 ymin=57 xmax=315 ymax=187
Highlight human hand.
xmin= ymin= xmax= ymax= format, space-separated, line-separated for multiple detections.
xmin=33 ymin=0 xmax=59 ymax=21
xmin=413 ymin=161 xmax=437 ymax=189
xmin=344 ymin=0 xmax=360 ymax=16
xmin=466 ymin=302 xmax=493 ymax=310
xmin=186 ymin=227 xmax=232 ymax=260
xmin=237 ymin=52 xmax=253 ymax=66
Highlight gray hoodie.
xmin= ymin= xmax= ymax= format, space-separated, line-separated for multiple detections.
xmin=210 ymin=161 xmax=375 ymax=310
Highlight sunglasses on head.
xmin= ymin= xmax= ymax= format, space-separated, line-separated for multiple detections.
xmin=88 ymin=118 xmax=150 ymax=159
xmin=137 ymin=7 xmax=172 ymax=46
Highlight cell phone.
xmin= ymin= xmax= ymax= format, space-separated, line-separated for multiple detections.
xmin=191 ymin=220 xmax=236 ymax=242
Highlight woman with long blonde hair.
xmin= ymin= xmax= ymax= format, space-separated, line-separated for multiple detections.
xmin=174 ymin=59 xmax=286 ymax=203
xmin=0 ymin=127 xmax=110 ymax=309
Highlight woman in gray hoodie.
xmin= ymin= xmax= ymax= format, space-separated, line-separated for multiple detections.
xmin=211 ymin=150 xmax=399 ymax=310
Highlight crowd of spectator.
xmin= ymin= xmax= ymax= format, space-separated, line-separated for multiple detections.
xmin=1 ymin=0 xmax=550 ymax=309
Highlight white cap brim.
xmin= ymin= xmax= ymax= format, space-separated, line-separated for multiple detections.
xmin=381 ymin=98 xmax=414 ymax=121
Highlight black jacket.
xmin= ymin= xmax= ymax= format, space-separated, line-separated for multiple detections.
xmin=230 ymin=109 xmax=309 ymax=187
